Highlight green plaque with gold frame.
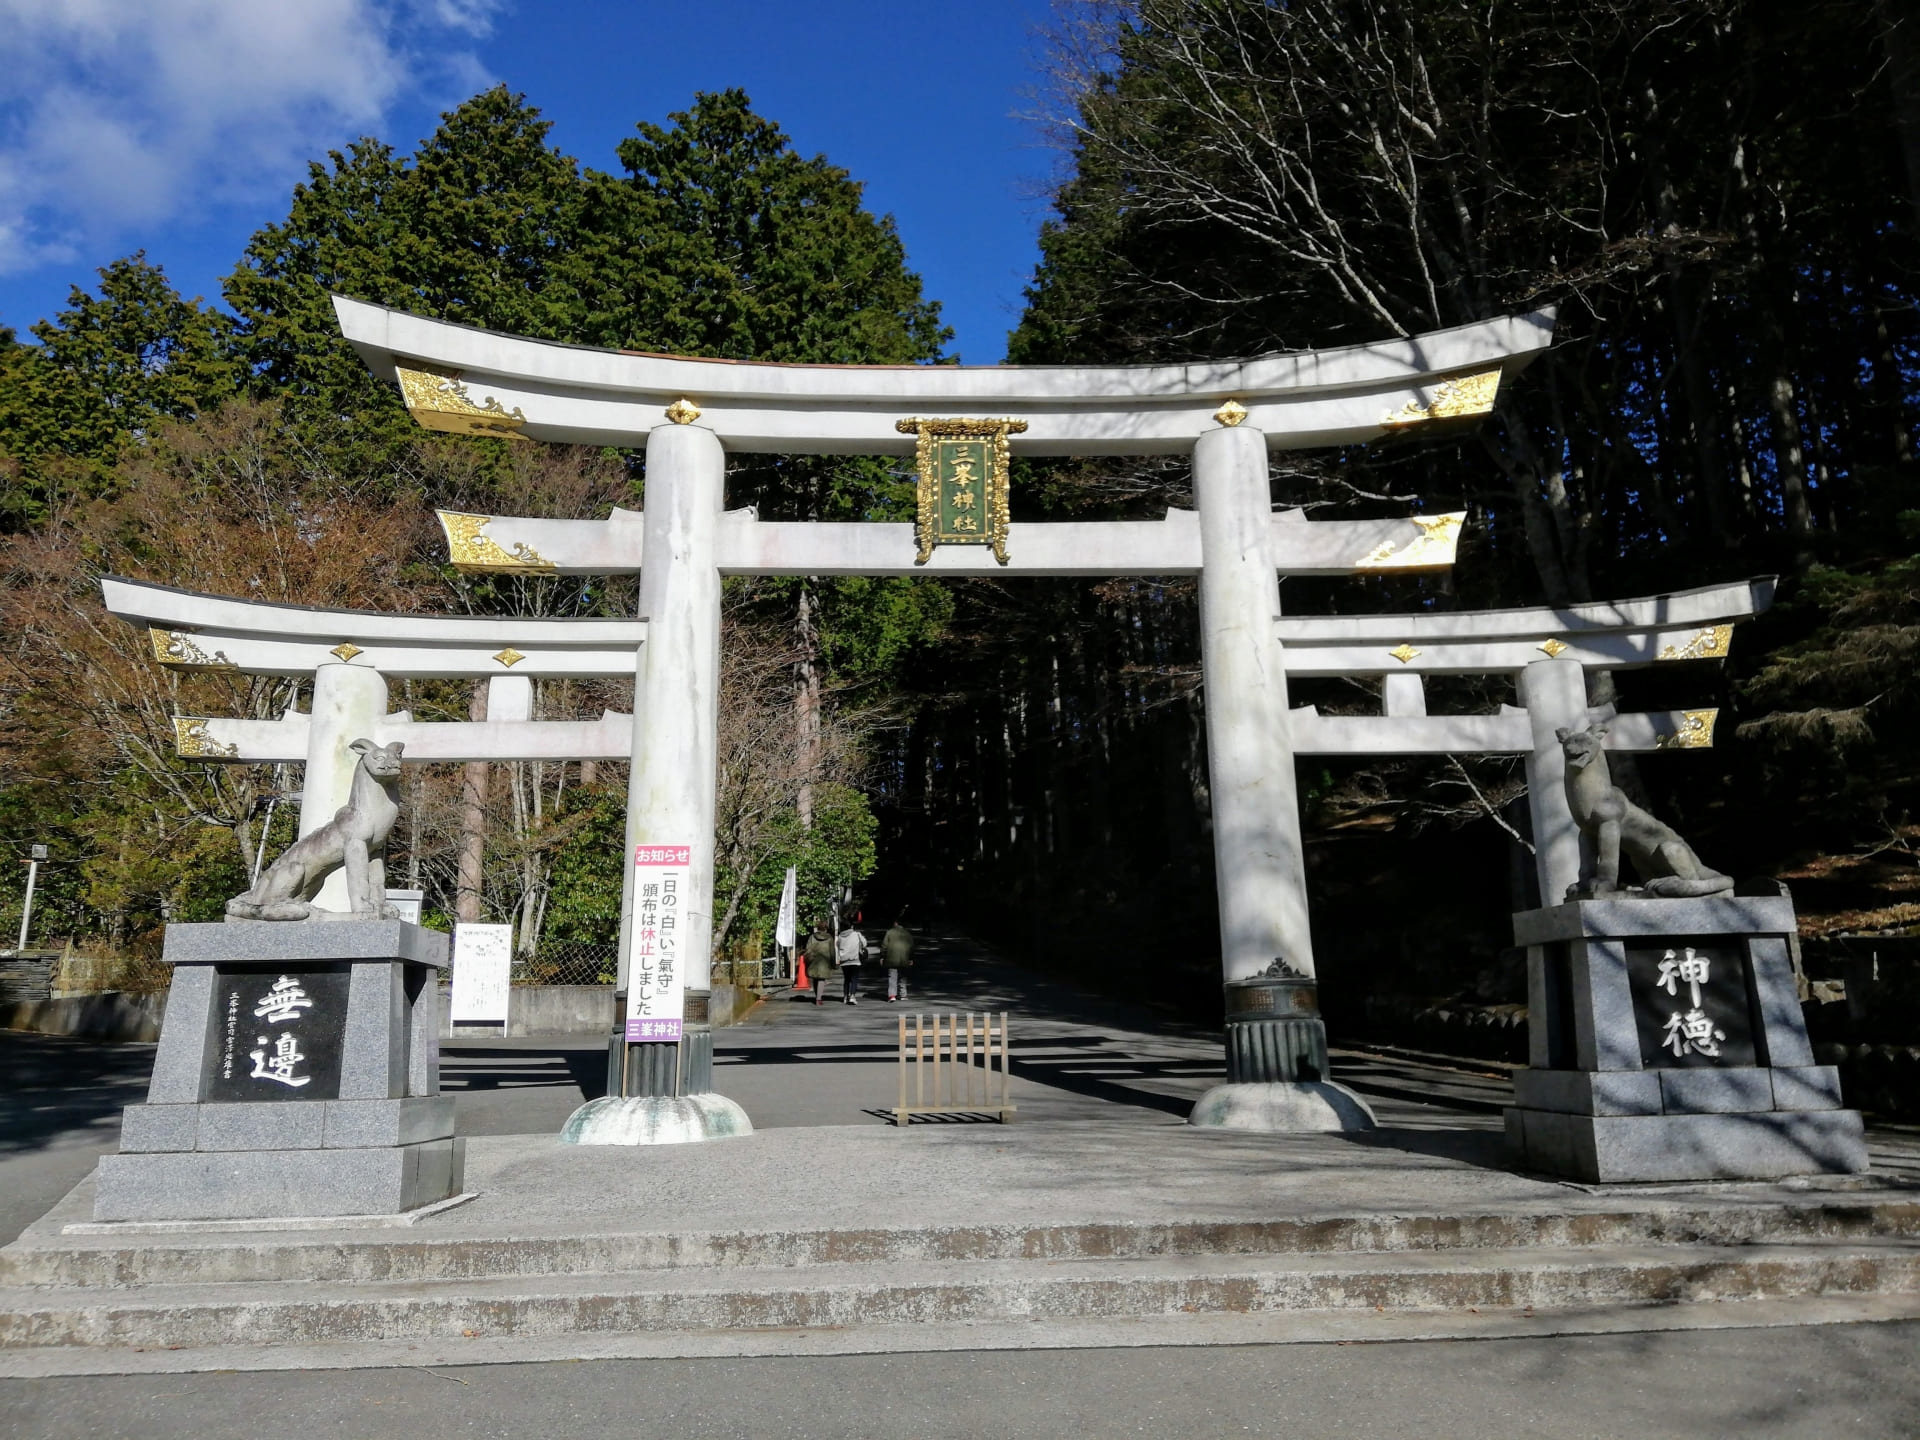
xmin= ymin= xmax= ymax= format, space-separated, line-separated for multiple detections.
xmin=896 ymin=417 xmax=1028 ymax=565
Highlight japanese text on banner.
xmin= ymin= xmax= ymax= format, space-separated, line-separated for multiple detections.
xmin=627 ymin=844 xmax=690 ymax=1043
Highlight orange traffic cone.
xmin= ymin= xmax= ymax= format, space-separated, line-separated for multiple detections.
xmin=796 ymin=956 xmax=811 ymax=991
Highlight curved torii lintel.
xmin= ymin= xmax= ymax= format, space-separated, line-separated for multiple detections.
xmin=1274 ymin=577 xmax=1776 ymax=676
xmin=102 ymin=576 xmax=646 ymax=679
xmin=332 ymin=295 xmax=1556 ymax=456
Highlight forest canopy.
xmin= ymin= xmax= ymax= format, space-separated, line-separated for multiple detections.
xmin=0 ymin=87 xmax=943 ymax=965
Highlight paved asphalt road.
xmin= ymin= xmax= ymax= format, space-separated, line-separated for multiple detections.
xmin=0 ymin=1030 xmax=151 ymax=1246
xmin=5 ymin=935 xmax=1919 ymax=1437
xmin=4 ymin=1325 xmax=1917 ymax=1438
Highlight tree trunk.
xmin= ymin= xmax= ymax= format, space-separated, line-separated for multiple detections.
xmin=1487 ymin=395 xmax=1587 ymax=605
xmin=1646 ymin=78 xmax=1736 ymax=545
xmin=1875 ymin=0 xmax=1920 ymax=237
xmin=1669 ymin=271 xmax=1736 ymax=543
xmin=1871 ymin=303 xmax=1914 ymax=466
xmin=1768 ymin=370 xmax=1816 ymax=568
xmin=455 ymin=681 xmax=489 ymax=925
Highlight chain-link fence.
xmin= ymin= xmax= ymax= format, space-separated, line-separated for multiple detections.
xmin=514 ymin=940 xmax=619 ymax=987
xmin=511 ymin=943 xmax=781 ymax=990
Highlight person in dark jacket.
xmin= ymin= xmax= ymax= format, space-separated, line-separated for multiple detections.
xmin=803 ymin=917 xmax=835 ymax=1007
xmin=883 ymin=917 xmax=914 ymax=1002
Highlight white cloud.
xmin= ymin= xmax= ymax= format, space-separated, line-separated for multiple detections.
xmin=0 ymin=0 xmax=507 ymax=273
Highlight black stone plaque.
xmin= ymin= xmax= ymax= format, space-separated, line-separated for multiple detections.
xmin=204 ymin=966 xmax=350 ymax=1102
xmin=1626 ymin=943 xmax=1756 ymax=1069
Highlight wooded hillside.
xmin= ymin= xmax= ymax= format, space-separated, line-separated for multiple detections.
xmin=877 ymin=0 xmax=1920 ymax=1023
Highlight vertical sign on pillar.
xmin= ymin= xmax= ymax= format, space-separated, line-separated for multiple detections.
xmin=626 ymin=845 xmax=690 ymax=1042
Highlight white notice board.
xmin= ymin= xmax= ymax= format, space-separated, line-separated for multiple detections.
xmin=451 ymin=923 xmax=513 ymax=1025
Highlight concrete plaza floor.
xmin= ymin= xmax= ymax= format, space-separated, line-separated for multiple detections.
xmin=440 ymin=928 xmax=1525 ymax=1138
xmin=0 ymin=930 xmax=1525 ymax=1251
xmin=6 ymin=931 xmax=1920 ymax=1436
xmin=9 ymin=928 xmax=1920 ymax=1246
xmin=6 ymin=1323 xmax=1920 ymax=1440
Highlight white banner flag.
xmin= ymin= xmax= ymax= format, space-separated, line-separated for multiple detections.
xmin=775 ymin=866 xmax=798 ymax=952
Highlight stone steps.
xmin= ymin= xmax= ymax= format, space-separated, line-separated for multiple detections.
xmin=5 ymin=1190 xmax=1920 ymax=1356
xmin=3 ymin=1240 xmax=1918 ymax=1350
xmin=7 ymin=1200 xmax=1918 ymax=1289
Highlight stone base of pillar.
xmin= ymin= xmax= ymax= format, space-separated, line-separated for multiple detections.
xmin=560 ymin=1093 xmax=753 ymax=1146
xmin=96 ymin=1139 xmax=464 ymax=1221
xmin=1188 ymin=1081 xmax=1378 ymax=1132
xmin=1190 ymin=974 xmax=1377 ymax=1131
xmin=1221 ymin=971 xmax=1326 ymax=1082
xmin=1226 ymin=1016 xmax=1327 ymax=1083
xmin=574 ymin=993 xmax=746 ymax=1144
xmin=620 ymin=1025 xmax=715 ymax=1097
xmin=603 ymin=994 xmax=717 ymax=1095
xmin=97 ymin=922 xmax=456 ymax=1220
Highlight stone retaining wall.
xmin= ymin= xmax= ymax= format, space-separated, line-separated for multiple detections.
xmin=0 ymin=991 xmax=167 ymax=1042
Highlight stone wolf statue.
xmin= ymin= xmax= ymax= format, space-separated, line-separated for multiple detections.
xmin=1556 ymin=723 xmax=1733 ymax=900
xmin=226 ymin=739 xmax=405 ymax=921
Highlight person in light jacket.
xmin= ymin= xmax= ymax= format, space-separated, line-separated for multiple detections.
xmin=883 ymin=917 xmax=914 ymax=1002
xmin=835 ymin=921 xmax=867 ymax=1005
xmin=803 ymin=917 xmax=835 ymax=1007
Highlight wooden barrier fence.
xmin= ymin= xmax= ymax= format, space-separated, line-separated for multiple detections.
xmin=894 ymin=1012 xmax=1016 ymax=1125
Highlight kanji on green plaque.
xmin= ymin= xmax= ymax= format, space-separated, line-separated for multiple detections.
xmin=936 ymin=440 xmax=991 ymax=544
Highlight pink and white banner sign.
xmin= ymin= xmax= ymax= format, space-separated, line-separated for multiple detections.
xmin=625 ymin=843 xmax=690 ymax=1043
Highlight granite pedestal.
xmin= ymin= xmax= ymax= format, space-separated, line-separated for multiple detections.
xmin=93 ymin=921 xmax=463 ymax=1222
xmin=1504 ymin=896 xmax=1866 ymax=1182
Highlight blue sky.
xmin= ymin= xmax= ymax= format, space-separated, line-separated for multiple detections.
xmin=0 ymin=0 xmax=1067 ymax=362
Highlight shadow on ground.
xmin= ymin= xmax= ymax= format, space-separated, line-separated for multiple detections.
xmin=0 ymin=1032 xmax=152 ymax=1156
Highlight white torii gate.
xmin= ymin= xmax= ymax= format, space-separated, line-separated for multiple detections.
xmin=105 ymin=296 xmax=1770 ymax=1132
xmin=117 ymin=573 xmax=1765 ymax=920
xmin=111 ymin=577 xmax=644 ymax=915
xmin=324 ymin=295 xmax=1748 ymax=1128
xmin=335 ymin=294 xmax=1562 ymax=1021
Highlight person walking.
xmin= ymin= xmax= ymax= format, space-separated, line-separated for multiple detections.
xmin=835 ymin=919 xmax=867 ymax=1005
xmin=883 ymin=916 xmax=914 ymax=1002
xmin=803 ymin=917 xmax=835 ymax=1008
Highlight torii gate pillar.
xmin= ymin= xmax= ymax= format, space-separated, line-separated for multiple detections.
xmin=1189 ymin=424 xmax=1373 ymax=1131
xmin=620 ymin=420 xmax=724 ymax=999
xmin=582 ymin=421 xmax=751 ymax=1141
xmin=1519 ymin=657 xmax=1590 ymax=905
xmin=300 ymin=662 xmax=390 ymax=914
xmin=1193 ymin=424 xmax=1314 ymax=979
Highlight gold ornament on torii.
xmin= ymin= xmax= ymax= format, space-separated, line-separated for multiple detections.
xmin=394 ymin=363 xmax=529 ymax=439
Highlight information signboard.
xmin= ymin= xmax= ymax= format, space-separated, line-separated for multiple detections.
xmin=451 ymin=923 xmax=514 ymax=1026
xmin=385 ymin=888 xmax=424 ymax=925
